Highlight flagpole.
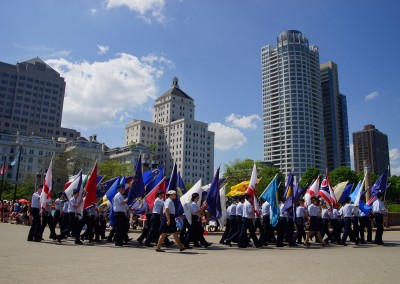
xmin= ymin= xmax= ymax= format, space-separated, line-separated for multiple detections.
xmin=0 ymin=160 xmax=6 ymax=200
xmin=12 ymin=145 xmax=22 ymax=203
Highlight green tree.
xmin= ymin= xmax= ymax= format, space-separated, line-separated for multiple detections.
xmin=329 ymin=166 xmax=358 ymax=186
xmin=149 ymin=144 xmax=157 ymax=151
xmin=385 ymin=175 xmax=400 ymax=203
xmin=299 ymin=167 xmax=321 ymax=189
xmin=98 ymin=160 xmax=132 ymax=180
xmin=222 ymin=159 xmax=284 ymax=196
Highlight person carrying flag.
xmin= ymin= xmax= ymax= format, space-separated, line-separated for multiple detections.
xmin=27 ymin=185 xmax=42 ymax=242
xmin=339 ymin=197 xmax=355 ymax=246
xmin=239 ymin=193 xmax=261 ymax=248
xmin=143 ymin=190 xmax=164 ymax=247
xmin=293 ymin=198 xmax=307 ymax=245
xmin=113 ymin=184 xmax=129 ymax=247
xmin=372 ymin=192 xmax=385 ymax=245
xmin=156 ymin=190 xmax=185 ymax=252
xmin=184 ymin=193 xmax=211 ymax=249
xmin=304 ymin=197 xmax=327 ymax=247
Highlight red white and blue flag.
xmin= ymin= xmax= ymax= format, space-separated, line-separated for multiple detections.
xmin=319 ymin=177 xmax=333 ymax=209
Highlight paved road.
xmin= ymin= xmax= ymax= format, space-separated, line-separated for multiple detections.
xmin=1 ymin=223 xmax=400 ymax=283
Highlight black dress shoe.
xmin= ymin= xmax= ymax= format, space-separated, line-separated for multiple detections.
xmin=179 ymin=247 xmax=186 ymax=252
xmin=75 ymin=241 xmax=84 ymax=245
xmin=203 ymin=242 xmax=212 ymax=248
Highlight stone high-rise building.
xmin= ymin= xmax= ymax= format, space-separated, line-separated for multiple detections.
xmin=353 ymin=124 xmax=390 ymax=175
xmin=125 ymin=77 xmax=214 ymax=183
xmin=0 ymin=57 xmax=79 ymax=139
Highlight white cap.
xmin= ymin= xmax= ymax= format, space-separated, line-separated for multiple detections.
xmin=166 ymin=190 xmax=177 ymax=195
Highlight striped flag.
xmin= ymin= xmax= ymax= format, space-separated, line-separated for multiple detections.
xmin=305 ymin=176 xmax=320 ymax=206
xmin=40 ymin=159 xmax=53 ymax=210
xmin=0 ymin=162 xmax=6 ymax=175
xmin=247 ymin=164 xmax=260 ymax=216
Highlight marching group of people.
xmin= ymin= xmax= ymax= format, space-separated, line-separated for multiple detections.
xmin=23 ymin=183 xmax=388 ymax=251
xmin=220 ymin=193 xmax=387 ymax=248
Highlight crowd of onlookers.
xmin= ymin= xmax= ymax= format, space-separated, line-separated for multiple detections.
xmin=0 ymin=200 xmax=31 ymax=225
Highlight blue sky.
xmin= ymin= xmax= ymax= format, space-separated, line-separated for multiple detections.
xmin=1 ymin=0 xmax=399 ymax=175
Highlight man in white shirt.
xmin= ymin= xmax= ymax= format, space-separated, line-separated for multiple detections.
xmin=373 ymin=192 xmax=385 ymax=245
xmin=238 ymin=193 xmax=260 ymax=248
xmin=27 ymin=185 xmax=42 ymax=242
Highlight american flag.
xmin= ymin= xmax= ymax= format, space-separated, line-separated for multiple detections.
xmin=0 ymin=162 xmax=6 ymax=175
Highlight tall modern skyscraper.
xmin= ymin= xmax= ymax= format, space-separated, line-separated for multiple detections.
xmin=320 ymin=61 xmax=350 ymax=171
xmin=339 ymin=94 xmax=351 ymax=167
xmin=125 ymin=77 xmax=215 ymax=183
xmin=262 ymin=30 xmax=325 ymax=177
xmin=0 ymin=57 xmax=79 ymax=139
xmin=353 ymin=124 xmax=390 ymax=175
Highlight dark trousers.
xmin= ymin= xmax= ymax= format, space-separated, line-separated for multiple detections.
xmin=185 ymin=215 xmax=207 ymax=246
xmin=340 ymin=217 xmax=353 ymax=244
xmin=285 ymin=218 xmax=295 ymax=245
xmin=374 ymin=213 xmax=384 ymax=244
xmin=40 ymin=212 xmax=56 ymax=239
xmin=58 ymin=213 xmax=72 ymax=238
xmin=99 ymin=215 xmax=106 ymax=239
xmin=114 ymin=212 xmax=128 ymax=246
xmin=53 ymin=210 xmax=62 ymax=234
xmin=137 ymin=213 xmax=152 ymax=243
xmin=352 ymin=217 xmax=360 ymax=244
xmin=27 ymin=208 xmax=41 ymax=241
xmin=61 ymin=212 xmax=70 ymax=234
xmin=276 ymin=217 xmax=287 ymax=246
xmin=71 ymin=213 xmax=82 ymax=243
xmin=261 ymin=215 xmax=272 ymax=244
xmin=254 ymin=218 xmax=263 ymax=234
xmin=228 ymin=216 xmax=242 ymax=243
xmin=220 ymin=218 xmax=231 ymax=243
xmin=320 ymin=219 xmax=332 ymax=241
xmin=359 ymin=216 xmax=372 ymax=242
xmin=226 ymin=216 xmax=238 ymax=242
xmin=145 ymin=213 xmax=161 ymax=245
xmin=294 ymin=217 xmax=305 ymax=243
xmin=331 ymin=219 xmax=341 ymax=243
xmin=239 ymin=218 xmax=259 ymax=248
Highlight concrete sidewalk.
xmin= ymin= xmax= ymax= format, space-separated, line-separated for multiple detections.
xmin=1 ymin=222 xmax=400 ymax=284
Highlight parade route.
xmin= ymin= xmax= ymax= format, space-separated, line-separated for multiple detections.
xmin=1 ymin=223 xmax=400 ymax=283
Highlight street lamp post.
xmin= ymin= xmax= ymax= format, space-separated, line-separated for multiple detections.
xmin=0 ymin=155 xmax=7 ymax=201
xmin=12 ymin=145 xmax=23 ymax=203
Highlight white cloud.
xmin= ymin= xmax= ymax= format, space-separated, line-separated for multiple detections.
xmin=90 ymin=8 xmax=97 ymax=14
xmin=225 ymin=113 xmax=261 ymax=129
xmin=390 ymin=148 xmax=400 ymax=175
xmin=46 ymin=52 xmax=172 ymax=130
xmin=208 ymin=123 xmax=247 ymax=151
xmin=365 ymin=91 xmax=380 ymax=102
xmin=97 ymin=45 xmax=109 ymax=55
xmin=13 ymin=43 xmax=71 ymax=59
xmin=105 ymin=0 xmax=166 ymax=23
xmin=390 ymin=148 xmax=399 ymax=161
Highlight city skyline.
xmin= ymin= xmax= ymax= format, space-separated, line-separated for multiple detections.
xmin=1 ymin=1 xmax=399 ymax=176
